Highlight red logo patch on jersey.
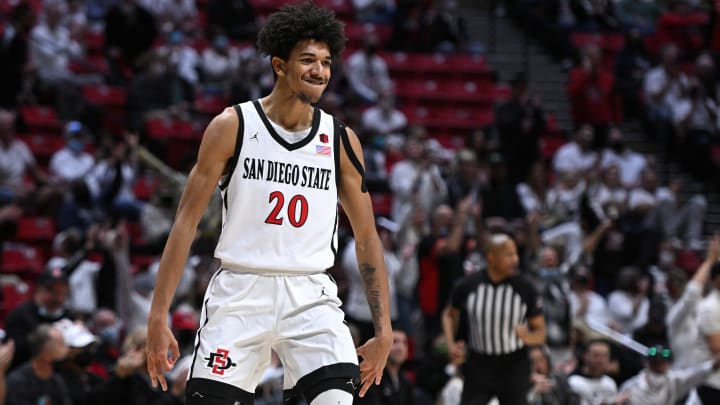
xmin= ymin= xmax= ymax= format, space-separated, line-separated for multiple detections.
xmin=204 ymin=348 xmax=236 ymax=375
xmin=316 ymin=145 xmax=331 ymax=156
xmin=319 ymin=133 xmax=329 ymax=143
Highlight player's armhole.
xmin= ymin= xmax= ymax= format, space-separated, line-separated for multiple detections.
xmin=219 ymin=104 xmax=245 ymax=191
xmin=334 ymin=117 xmax=367 ymax=193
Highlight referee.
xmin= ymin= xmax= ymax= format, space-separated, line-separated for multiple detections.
xmin=443 ymin=234 xmax=546 ymax=404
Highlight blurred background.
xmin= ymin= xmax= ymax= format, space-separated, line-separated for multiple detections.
xmin=1 ymin=0 xmax=720 ymax=404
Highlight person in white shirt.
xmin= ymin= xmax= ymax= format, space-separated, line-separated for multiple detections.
xmin=620 ymin=345 xmax=720 ymax=405
xmin=600 ymin=127 xmax=647 ymax=188
xmin=29 ymin=0 xmax=84 ymax=83
xmin=569 ymin=265 xmax=609 ymax=328
xmin=0 ymin=110 xmax=40 ymax=201
xmin=588 ymin=165 xmax=628 ymax=223
xmin=607 ymin=267 xmax=649 ymax=336
xmin=568 ymin=340 xmax=620 ymax=405
xmin=643 ymin=44 xmax=688 ymax=123
xmin=628 ymin=168 xmax=706 ymax=249
xmin=552 ymin=124 xmax=598 ymax=177
xmin=49 ymin=121 xmax=96 ymax=186
xmin=696 ymin=262 xmax=720 ymax=403
xmin=139 ymin=0 xmax=197 ymax=34
xmin=360 ymin=89 xmax=407 ymax=142
xmin=158 ymin=30 xmax=200 ymax=86
xmin=345 ymin=35 xmax=392 ymax=104
xmin=667 ymin=236 xmax=720 ymax=371
xmin=341 ymin=217 xmax=401 ymax=343
xmin=388 ymin=136 xmax=447 ymax=227
xmin=200 ymin=35 xmax=241 ymax=93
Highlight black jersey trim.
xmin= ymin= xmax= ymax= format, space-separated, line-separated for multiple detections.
xmin=336 ymin=119 xmax=367 ymax=193
xmin=218 ymin=104 xmax=245 ymax=191
xmin=330 ymin=208 xmax=338 ymax=259
xmin=189 ymin=269 xmax=224 ymax=380
xmin=332 ymin=117 xmax=342 ymax=190
xmin=252 ymin=100 xmax=320 ymax=151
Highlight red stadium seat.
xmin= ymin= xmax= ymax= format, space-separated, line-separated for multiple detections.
xmin=84 ymin=30 xmax=105 ymax=55
xmin=435 ymin=107 xmax=494 ymax=130
xmin=145 ymin=118 xmax=197 ymax=140
xmin=19 ymin=106 xmax=61 ymax=132
xmin=371 ymin=192 xmax=392 ymax=217
xmin=133 ymin=175 xmax=160 ymax=201
xmin=1 ymin=245 xmax=44 ymax=274
xmin=379 ymin=52 xmax=414 ymax=75
xmin=194 ymin=94 xmax=230 ymax=116
xmin=17 ymin=134 xmax=65 ymax=161
xmin=249 ymin=0 xmax=287 ymax=14
xmin=15 ymin=217 xmax=56 ymax=242
xmin=0 ymin=280 xmax=33 ymax=321
xmin=82 ymin=86 xmax=128 ymax=107
xmin=541 ymin=136 xmax=566 ymax=161
xmin=345 ymin=23 xmax=392 ymax=48
xmin=445 ymin=53 xmax=490 ymax=78
xmin=315 ymin=0 xmax=354 ymax=19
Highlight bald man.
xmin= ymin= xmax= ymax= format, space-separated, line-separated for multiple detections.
xmin=443 ymin=234 xmax=546 ymax=404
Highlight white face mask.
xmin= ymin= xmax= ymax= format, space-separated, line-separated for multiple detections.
xmin=38 ymin=305 xmax=65 ymax=320
xmin=645 ymin=370 xmax=668 ymax=388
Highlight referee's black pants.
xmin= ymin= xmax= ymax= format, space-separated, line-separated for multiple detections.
xmin=460 ymin=349 xmax=530 ymax=405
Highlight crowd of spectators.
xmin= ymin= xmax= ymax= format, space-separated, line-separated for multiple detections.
xmin=0 ymin=0 xmax=719 ymax=404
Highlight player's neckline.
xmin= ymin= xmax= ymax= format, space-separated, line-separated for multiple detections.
xmin=252 ymin=100 xmax=320 ymax=151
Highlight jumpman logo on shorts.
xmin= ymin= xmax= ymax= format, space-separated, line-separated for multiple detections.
xmin=321 ymin=287 xmax=328 ymax=297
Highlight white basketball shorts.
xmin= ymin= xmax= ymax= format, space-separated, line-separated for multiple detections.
xmin=186 ymin=269 xmax=359 ymax=397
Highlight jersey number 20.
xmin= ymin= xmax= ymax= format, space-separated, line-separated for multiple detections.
xmin=265 ymin=191 xmax=309 ymax=227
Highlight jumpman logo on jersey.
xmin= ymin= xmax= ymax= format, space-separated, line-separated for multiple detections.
xmin=321 ymin=287 xmax=328 ymax=297
xmin=250 ymin=132 xmax=259 ymax=142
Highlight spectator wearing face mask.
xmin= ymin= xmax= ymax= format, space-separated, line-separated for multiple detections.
xmin=619 ymin=345 xmax=720 ymax=405
xmin=599 ymin=127 xmax=647 ymax=188
xmin=49 ymin=121 xmax=96 ymax=186
xmin=90 ymin=309 xmax=124 ymax=372
xmin=5 ymin=267 xmax=71 ymax=370
xmin=529 ymin=246 xmax=572 ymax=364
xmin=200 ymin=34 xmax=241 ymax=94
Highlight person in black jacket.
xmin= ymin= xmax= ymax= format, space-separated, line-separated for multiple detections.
xmin=6 ymin=324 xmax=72 ymax=405
xmin=5 ymin=267 xmax=71 ymax=370
xmin=356 ymin=329 xmax=416 ymax=405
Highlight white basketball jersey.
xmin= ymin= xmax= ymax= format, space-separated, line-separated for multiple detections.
xmin=214 ymin=100 xmax=340 ymax=273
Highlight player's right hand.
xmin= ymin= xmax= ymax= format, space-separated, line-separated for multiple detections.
xmin=146 ymin=316 xmax=180 ymax=391
xmin=356 ymin=333 xmax=392 ymax=397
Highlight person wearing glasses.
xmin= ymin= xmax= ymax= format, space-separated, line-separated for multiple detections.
xmin=619 ymin=345 xmax=720 ymax=405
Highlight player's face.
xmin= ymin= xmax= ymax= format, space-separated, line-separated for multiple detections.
xmin=282 ymin=39 xmax=332 ymax=104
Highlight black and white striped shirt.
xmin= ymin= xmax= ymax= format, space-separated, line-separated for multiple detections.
xmin=450 ymin=270 xmax=543 ymax=355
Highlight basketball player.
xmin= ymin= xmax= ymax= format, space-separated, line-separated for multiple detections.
xmin=145 ymin=4 xmax=393 ymax=405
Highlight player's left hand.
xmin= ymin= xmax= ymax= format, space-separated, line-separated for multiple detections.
xmin=356 ymin=333 xmax=392 ymax=397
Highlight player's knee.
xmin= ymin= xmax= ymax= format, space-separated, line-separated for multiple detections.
xmin=303 ymin=377 xmax=357 ymax=404
xmin=309 ymin=389 xmax=354 ymax=405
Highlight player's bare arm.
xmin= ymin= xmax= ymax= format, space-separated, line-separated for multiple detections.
xmin=146 ymin=107 xmax=238 ymax=391
xmin=338 ymin=125 xmax=392 ymax=397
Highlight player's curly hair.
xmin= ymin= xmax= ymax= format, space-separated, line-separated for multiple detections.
xmin=256 ymin=2 xmax=346 ymax=60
